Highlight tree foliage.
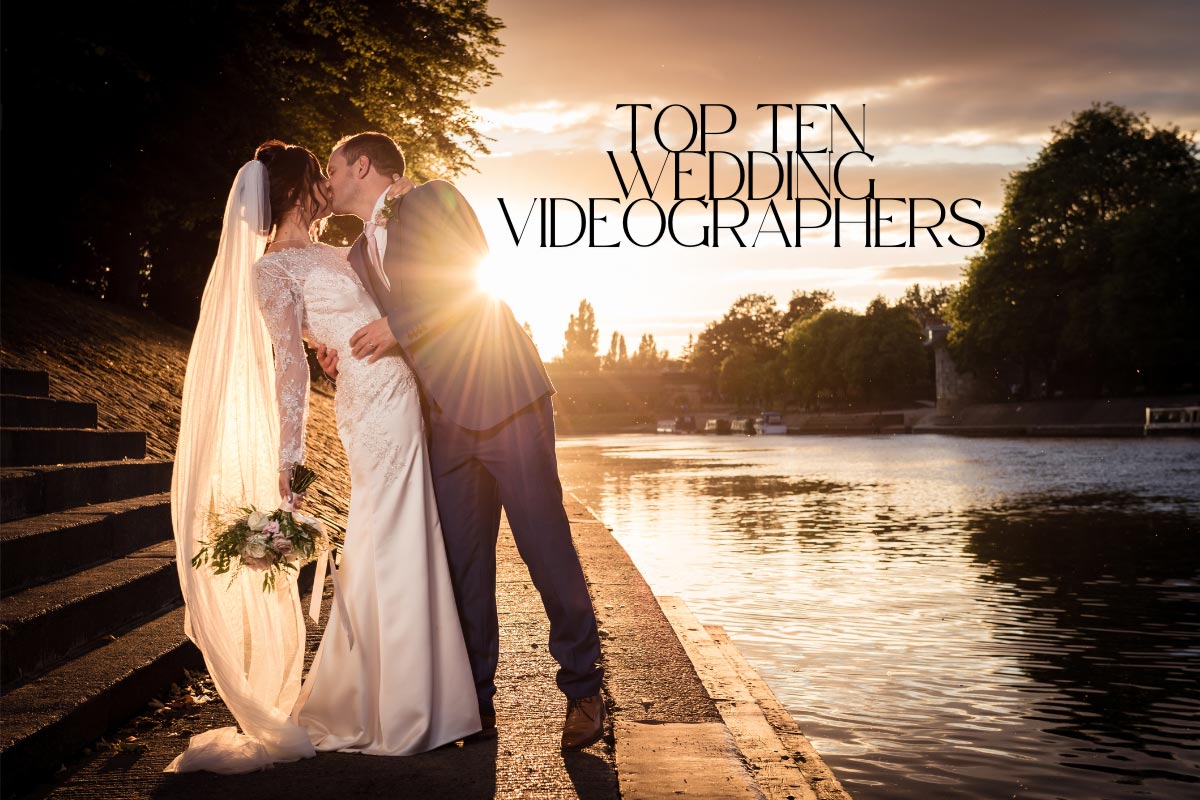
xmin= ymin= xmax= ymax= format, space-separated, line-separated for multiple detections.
xmin=784 ymin=309 xmax=858 ymax=408
xmin=719 ymin=345 xmax=763 ymax=407
xmin=562 ymin=299 xmax=600 ymax=370
xmin=629 ymin=333 xmax=666 ymax=370
xmin=602 ymin=332 xmax=628 ymax=370
xmin=898 ymin=283 xmax=956 ymax=328
xmin=783 ymin=298 xmax=925 ymax=409
xmin=782 ymin=289 xmax=835 ymax=329
xmin=946 ymin=102 xmax=1200 ymax=396
xmin=4 ymin=0 xmax=503 ymax=324
xmin=690 ymin=293 xmax=785 ymax=389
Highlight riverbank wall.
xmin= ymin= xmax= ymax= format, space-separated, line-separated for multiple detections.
xmin=559 ymin=398 xmax=1200 ymax=438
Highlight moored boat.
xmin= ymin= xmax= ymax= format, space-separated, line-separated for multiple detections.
xmin=704 ymin=418 xmax=732 ymax=435
xmin=1144 ymin=405 xmax=1200 ymax=435
xmin=731 ymin=417 xmax=757 ymax=435
xmin=756 ymin=411 xmax=788 ymax=435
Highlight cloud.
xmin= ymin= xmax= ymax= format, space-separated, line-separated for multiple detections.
xmin=476 ymin=101 xmax=608 ymax=136
xmin=872 ymin=263 xmax=969 ymax=282
xmin=481 ymin=0 xmax=1199 ymax=145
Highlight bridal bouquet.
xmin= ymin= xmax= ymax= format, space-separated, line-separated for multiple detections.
xmin=191 ymin=464 xmax=333 ymax=591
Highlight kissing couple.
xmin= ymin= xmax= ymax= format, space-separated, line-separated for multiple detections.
xmin=167 ymin=132 xmax=605 ymax=773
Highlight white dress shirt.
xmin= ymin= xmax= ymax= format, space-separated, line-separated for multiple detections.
xmin=365 ymin=187 xmax=392 ymax=291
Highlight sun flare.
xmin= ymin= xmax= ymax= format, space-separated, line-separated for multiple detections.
xmin=475 ymin=253 xmax=506 ymax=298
xmin=472 ymin=251 xmax=574 ymax=355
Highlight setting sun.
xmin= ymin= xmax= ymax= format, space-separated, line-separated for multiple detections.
xmin=475 ymin=253 xmax=506 ymax=297
xmin=472 ymin=251 xmax=576 ymax=354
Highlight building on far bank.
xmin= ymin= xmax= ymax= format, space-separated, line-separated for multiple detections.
xmin=925 ymin=324 xmax=978 ymax=415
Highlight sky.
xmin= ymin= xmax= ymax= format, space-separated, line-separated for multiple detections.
xmin=451 ymin=0 xmax=1200 ymax=359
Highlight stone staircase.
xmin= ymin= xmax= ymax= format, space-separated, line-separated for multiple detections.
xmin=0 ymin=367 xmax=201 ymax=796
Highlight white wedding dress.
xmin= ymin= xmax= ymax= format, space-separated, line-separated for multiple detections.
xmin=254 ymin=241 xmax=481 ymax=754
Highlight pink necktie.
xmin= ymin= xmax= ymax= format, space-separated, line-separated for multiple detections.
xmin=362 ymin=222 xmax=391 ymax=292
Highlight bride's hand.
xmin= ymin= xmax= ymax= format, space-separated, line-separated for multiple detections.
xmin=279 ymin=469 xmax=293 ymax=507
xmin=279 ymin=468 xmax=305 ymax=509
xmin=386 ymin=174 xmax=415 ymax=202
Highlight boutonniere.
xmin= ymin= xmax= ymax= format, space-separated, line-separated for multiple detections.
xmin=375 ymin=175 xmax=416 ymax=226
xmin=374 ymin=201 xmax=399 ymax=227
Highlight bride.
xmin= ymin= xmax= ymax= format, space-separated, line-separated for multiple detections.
xmin=167 ymin=141 xmax=480 ymax=774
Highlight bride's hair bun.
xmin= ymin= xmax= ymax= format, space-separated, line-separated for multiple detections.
xmin=253 ymin=140 xmax=327 ymax=233
xmin=254 ymin=140 xmax=289 ymax=166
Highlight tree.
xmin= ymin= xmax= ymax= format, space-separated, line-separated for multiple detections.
xmin=842 ymin=297 xmax=927 ymax=407
xmin=719 ymin=346 xmax=762 ymax=408
xmin=680 ymin=333 xmax=695 ymax=363
xmin=782 ymin=289 xmax=835 ymax=329
xmin=899 ymin=284 xmax=956 ymax=328
xmin=784 ymin=298 xmax=926 ymax=409
xmin=522 ymin=321 xmax=539 ymax=352
xmin=562 ymin=299 xmax=600 ymax=370
xmin=630 ymin=334 xmax=665 ymax=370
xmin=688 ymin=293 xmax=784 ymax=391
xmin=4 ymin=1 xmax=504 ymax=322
xmin=946 ymin=102 xmax=1200 ymax=396
xmin=785 ymin=309 xmax=859 ymax=409
xmin=602 ymin=332 xmax=629 ymax=370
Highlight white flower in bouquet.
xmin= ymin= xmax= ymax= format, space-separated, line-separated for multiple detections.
xmin=247 ymin=510 xmax=270 ymax=531
xmin=243 ymin=533 xmax=269 ymax=559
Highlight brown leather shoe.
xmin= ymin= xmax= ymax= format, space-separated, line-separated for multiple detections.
xmin=561 ymin=693 xmax=606 ymax=750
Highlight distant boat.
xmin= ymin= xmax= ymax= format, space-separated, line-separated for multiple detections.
xmin=731 ymin=417 xmax=757 ymax=435
xmin=1144 ymin=406 xmax=1200 ymax=435
xmin=704 ymin=418 xmax=732 ymax=435
xmin=756 ymin=411 xmax=788 ymax=435
xmin=657 ymin=415 xmax=697 ymax=434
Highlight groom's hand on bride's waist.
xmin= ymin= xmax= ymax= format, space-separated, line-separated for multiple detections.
xmin=349 ymin=318 xmax=400 ymax=364
xmin=316 ymin=343 xmax=340 ymax=383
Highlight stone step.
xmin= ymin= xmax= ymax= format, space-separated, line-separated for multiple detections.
xmin=1 ymin=459 xmax=173 ymax=523
xmin=1 ymin=394 xmax=98 ymax=429
xmin=0 ymin=559 xmax=317 ymax=797
xmin=0 ymin=493 xmax=172 ymax=596
xmin=0 ymin=367 xmax=49 ymax=398
xmin=0 ymin=604 xmax=202 ymax=796
xmin=0 ymin=427 xmax=146 ymax=467
xmin=1 ymin=541 xmax=181 ymax=688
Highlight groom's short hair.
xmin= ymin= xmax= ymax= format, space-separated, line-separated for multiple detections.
xmin=335 ymin=132 xmax=406 ymax=178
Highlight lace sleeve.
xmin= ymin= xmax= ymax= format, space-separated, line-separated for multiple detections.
xmin=254 ymin=256 xmax=309 ymax=471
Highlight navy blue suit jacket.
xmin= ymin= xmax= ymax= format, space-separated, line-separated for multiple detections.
xmin=348 ymin=180 xmax=554 ymax=431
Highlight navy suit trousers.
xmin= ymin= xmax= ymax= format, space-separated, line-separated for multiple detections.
xmin=429 ymin=393 xmax=603 ymax=715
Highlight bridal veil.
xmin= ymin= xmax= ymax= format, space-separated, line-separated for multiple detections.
xmin=166 ymin=160 xmax=315 ymax=772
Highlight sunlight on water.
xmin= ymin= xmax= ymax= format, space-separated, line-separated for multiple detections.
xmin=556 ymin=434 xmax=1200 ymax=800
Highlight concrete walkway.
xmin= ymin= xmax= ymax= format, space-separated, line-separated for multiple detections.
xmin=26 ymin=496 xmax=791 ymax=799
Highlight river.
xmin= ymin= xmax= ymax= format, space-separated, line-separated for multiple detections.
xmin=555 ymin=433 xmax=1200 ymax=800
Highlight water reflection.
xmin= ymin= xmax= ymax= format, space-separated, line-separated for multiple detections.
xmin=965 ymin=503 xmax=1199 ymax=787
xmin=556 ymin=434 xmax=1200 ymax=800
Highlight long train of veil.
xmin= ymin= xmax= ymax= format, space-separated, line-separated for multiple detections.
xmin=166 ymin=160 xmax=315 ymax=772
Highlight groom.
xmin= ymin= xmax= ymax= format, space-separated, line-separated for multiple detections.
xmin=318 ymin=132 xmax=606 ymax=750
